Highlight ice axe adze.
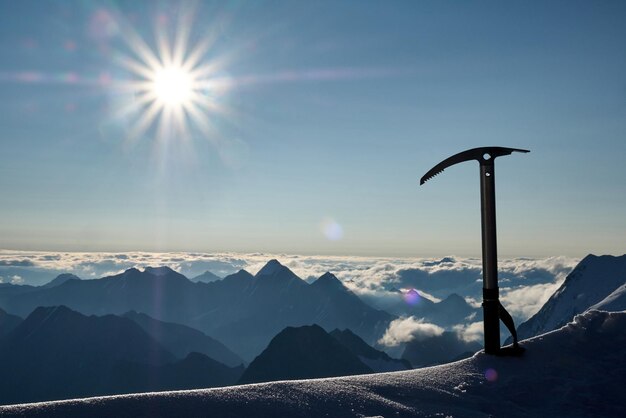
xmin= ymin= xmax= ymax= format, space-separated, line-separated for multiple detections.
xmin=420 ymin=146 xmax=529 ymax=356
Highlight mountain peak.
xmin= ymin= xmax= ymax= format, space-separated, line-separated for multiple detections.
xmin=440 ymin=293 xmax=468 ymax=306
xmin=222 ymin=269 xmax=254 ymax=283
xmin=238 ymin=324 xmax=372 ymax=384
xmin=256 ymin=259 xmax=284 ymax=276
xmin=516 ymin=254 xmax=626 ymax=341
xmin=312 ymin=272 xmax=345 ymax=289
xmin=25 ymin=305 xmax=81 ymax=327
xmin=253 ymin=260 xmax=306 ymax=289
xmin=144 ymin=266 xmax=177 ymax=276
xmin=42 ymin=273 xmax=81 ymax=288
xmin=192 ymin=270 xmax=222 ymax=283
xmin=121 ymin=267 xmax=141 ymax=277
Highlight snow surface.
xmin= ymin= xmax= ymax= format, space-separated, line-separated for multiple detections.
xmin=516 ymin=254 xmax=626 ymax=340
xmin=589 ymin=284 xmax=626 ymax=312
xmin=2 ymin=310 xmax=624 ymax=418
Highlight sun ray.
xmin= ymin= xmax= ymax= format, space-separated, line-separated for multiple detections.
xmin=155 ymin=27 xmax=172 ymax=68
xmin=128 ymin=100 xmax=162 ymax=142
xmin=115 ymin=17 xmax=163 ymax=71
xmin=115 ymin=55 xmax=156 ymax=82
xmin=172 ymin=6 xmax=193 ymax=68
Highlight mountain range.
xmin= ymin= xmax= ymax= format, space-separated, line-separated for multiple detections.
xmin=5 ymin=309 xmax=624 ymax=417
xmin=0 ymin=260 xmax=394 ymax=361
xmin=0 ymin=304 xmax=409 ymax=405
xmin=0 ymin=306 xmax=243 ymax=405
xmin=122 ymin=310 xmax=243 ymax=367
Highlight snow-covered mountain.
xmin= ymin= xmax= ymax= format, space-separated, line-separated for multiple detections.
xmin=3 ymin=309 xmax=624 ymax=417
xmin=515 ymin=254 xmax=626 ymax=341
xmin=589 ymin=283 xmax=626 ymax=312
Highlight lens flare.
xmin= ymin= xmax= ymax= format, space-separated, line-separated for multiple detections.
xmin=404 ymin=289 xmax=421 ymax=305
xmin=320 ymin=219 xmax=343 ymax=241
xmin=485 ymin=368 xmax=498 ymax=382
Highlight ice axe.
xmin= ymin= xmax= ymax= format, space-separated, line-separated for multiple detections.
xmin=420 ymin=146 xmax=528 ymax=356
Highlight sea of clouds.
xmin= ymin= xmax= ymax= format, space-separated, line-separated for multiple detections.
xmin=0 ymin=250 xmax=579 ymax=334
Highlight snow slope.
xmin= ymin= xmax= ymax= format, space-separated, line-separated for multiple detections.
xmin=589 ymin=283 xmax=626 ymax=312
xmin=515 ymin=254 xmax=626 ymax=341
xmin=2 ymin=310 xmax=624 ymax=418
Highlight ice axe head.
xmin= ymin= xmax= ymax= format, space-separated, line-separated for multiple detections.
xmin=420 ymin=146 xmax=529 ymax=185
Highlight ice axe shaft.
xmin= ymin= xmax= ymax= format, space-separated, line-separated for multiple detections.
xmin=480 ymin=161 xmax=500 ymax=354
xmin=420 ymin=146 xmax=529 ymax=355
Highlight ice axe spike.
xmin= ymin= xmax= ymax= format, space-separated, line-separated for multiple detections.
xmin=420 ymin=146 xmax=529 ymax=356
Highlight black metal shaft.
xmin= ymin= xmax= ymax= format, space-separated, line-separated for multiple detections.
xmin=480 ymin=160 xmax=500 ymax=354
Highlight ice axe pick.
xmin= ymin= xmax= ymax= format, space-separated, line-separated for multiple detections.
xmin=420 ymin=147 xmax=529 ymax=356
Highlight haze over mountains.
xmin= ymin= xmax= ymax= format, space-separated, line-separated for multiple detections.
xmin=0 ymin=306 xmax=245 ymax=405
xmin=122 ymin=311 xmax=243 ymax=367
xmin=0 ymin=260 xmax=395 ymax=361
xmin=0 ymin=305 xmax=409 ymax=405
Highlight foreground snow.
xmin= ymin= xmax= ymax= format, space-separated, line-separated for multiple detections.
xmin=2 ymin=310 xmax=625 ymax=418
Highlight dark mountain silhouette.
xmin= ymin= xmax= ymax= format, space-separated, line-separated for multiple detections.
xmin=401 ymin=331 xmax=482 ymax=368
xmin=329 ymin=328 xmax=412 ymax=372
xmin=123 ymin=310 xmax=243 ymax=367
xmin=192 ymin=270 xmax=222 ymax=283
xmin=0 ymin=305 xmax=173 ymax=404
xmin=0 ymin=282 xmax=37 ymax=298
xmin=0 ymin=306 xmax=243 ymax=405
xmin=428 ymin=293 xmax=479 ymax=325
xmin=112 ymin=352 xmax=244 ymax=394
xmin=212 ymin=267 xmax=394 ymax=360
xmin=0 ymin=261 xmax=394 ymax=361
xmin=0 ymin=266 xmax=203 ymax=322
xmin=515 ymin=254 xmax=626 ymax=341
xmin=238 ymin=324 xmax=373 ymax=384
xmin=0 ymin=307 xmax=21 ymax=337
xmin=41 ymin=273 xmax=81 ymax=289
xmin=382 ymin=290 xmax=479 ymax=327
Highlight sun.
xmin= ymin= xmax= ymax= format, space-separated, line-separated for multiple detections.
xmin=152 ymin=66 xmax=193 ymax=107
xmin=112 ymin=8 xmax=232 ymax=145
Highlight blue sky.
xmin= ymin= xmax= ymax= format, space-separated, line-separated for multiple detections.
xmin=0 ymin=1 xmax=624 ymax=257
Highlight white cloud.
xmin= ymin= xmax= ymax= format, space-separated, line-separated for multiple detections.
xmin=10 ymin=275 xmax=24 ymax=284
xmin=378 ymin=317 xmax=444 ymax=347
xmin=500 ymin=281 xmax=564 ymax=321
xmin=453 ymin=321 xmax=484 ymax=343
xmin=0 ymin=249 xmax=579 ymax=324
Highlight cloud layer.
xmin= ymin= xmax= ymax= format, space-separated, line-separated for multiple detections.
xmin=378 ymin=317 xmax=445 ymax=347
xmin=0 ymin=250 xmax=579 ymax=323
